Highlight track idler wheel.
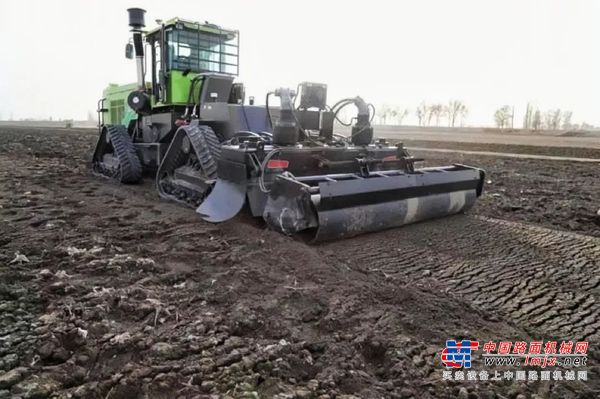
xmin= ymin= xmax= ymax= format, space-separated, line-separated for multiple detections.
xmin=92 ymin=125 xmax=142 ymax=183
xmin=156 ymin=123 xmax=221 ymax=207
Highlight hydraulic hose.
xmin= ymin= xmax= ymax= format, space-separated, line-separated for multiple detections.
xmin=266 ymin=92 xmax=273 ymax=129
xmin=182 ymin=76 xmax=202 ymax=118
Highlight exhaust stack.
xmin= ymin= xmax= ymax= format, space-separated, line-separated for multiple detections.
xmin=127 ymin=8 xmax=146 ymax=89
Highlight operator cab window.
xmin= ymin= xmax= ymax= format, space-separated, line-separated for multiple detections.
xmin=165 ymin=25 xmax=239 ymax=75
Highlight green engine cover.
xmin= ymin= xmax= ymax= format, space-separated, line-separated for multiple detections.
xmin=102 ymin=72 xmax=202 ymax=126
xmin=102 ymin=83 xmax=139 ymax=126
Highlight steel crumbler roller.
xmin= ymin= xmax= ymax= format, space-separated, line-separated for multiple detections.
xmin=92 ymin=8 xmax=485 ymax=242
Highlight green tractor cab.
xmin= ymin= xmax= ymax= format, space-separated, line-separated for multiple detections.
xmin=96 ymin=10 xmax=244 ymax=172
xmin=144 ymin=17 xmax=239 ymax=106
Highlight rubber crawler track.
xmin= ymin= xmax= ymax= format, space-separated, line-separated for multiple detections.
xmin=156 ymin=124 xmax=221 ymax=206
xmin=322 ymin=215 xmax=600 ymax=342
xmin=92 ymin=125 xmax=142 ymax=183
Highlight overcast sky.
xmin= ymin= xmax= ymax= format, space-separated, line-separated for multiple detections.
xmin=1 ymin=0 xmax=598 ymax=126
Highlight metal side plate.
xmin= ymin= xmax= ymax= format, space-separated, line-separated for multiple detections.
xmin=197 ymin=159 xmax=248 ymax=223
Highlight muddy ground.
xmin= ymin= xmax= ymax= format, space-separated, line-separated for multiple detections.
xmin=0 ymin=126 xmax=599 ymax=398
xmin=411 ymin=145 xmax=600 ymax=238
xmin=375 ymin=125 xmax=600 ymax=150
xmin=405 ymin=140 xmax=600 ymax=159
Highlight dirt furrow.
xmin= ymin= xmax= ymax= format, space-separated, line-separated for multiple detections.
xmin=322 ymin=216 xmax=600 ymax=343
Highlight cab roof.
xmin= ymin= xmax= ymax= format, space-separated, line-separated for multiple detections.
xmin=145 ymin=17 xmax=238 ymax=38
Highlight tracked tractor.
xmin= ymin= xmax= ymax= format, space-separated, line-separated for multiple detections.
xmin=93 ymin=8 xmax=485 ymax=241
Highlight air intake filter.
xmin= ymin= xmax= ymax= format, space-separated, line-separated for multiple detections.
xmin=127 ymin=8 xmax=146 ymax=29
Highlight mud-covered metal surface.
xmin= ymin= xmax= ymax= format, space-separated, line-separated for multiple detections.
xmin=1 ymin=126 xmax=599 ymax=398
xmin=264 ymin=166 xmax=484 ymax=242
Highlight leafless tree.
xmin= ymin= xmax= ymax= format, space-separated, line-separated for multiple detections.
xmin=561 ymin=111 xmax=573 ymax=129
xmin=375 ymin=105 xmax=411 ymax=125
xmin=379 ymin=104 xmax=392 ymax=124
xmin=416 ymin=102 xmax=428 ymax=126
xmin=551 ymin=109 xmax=562 ymax=130
xmin=543 ymin=112 xmax=552 ymax=129
xmin=389 ymin=107 xmax=397 ymax=125
xmin=543 ymin=109 xmax=562 ymax=130
xmin=523 ymin=103 xmax=534 ymax=130
xmin=395 ymin=107 xmax=409 ymax=125
xmin=429 ymin=104 xmax=443 ymax=126
xmin=494 ymin=105 xmax=512 ymax=129
xmin=426 ymin=106 xmax=435 ymax=126
xmin=445 ymin=100 xmax=468 ymax=127
xmin=458 ymin=104 xmax=469 ymax=126
xmin=581 ymin=122 xmax=595 ymax=130
xmin=532 ymin=110 xmax=542 ymax=130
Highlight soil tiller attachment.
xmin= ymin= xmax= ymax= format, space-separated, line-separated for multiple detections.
xmin=197 ymin=85 xmax=485 ymax=241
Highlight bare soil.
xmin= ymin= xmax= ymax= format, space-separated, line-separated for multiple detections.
xmin=404 ymin=140 xmax=600 ymax=159
xmin=375 ymin=125 xmax=600 ymax=150
xmin=411 ymin=147 xmax=600 ymax=238
xmin=0 ymin=127 xmax=599 ymax=399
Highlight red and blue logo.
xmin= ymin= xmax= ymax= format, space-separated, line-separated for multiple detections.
xmin=441 ymin=340 xmax=479 ymax=368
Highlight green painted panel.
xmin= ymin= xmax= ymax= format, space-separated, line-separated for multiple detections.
xmin=101 ymin=73 xmax=201 ymax=122
xmin=102 ymin=83 xmax=138 ymax=126
xmin=165 ymin=70 xmax=202 ymax=105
